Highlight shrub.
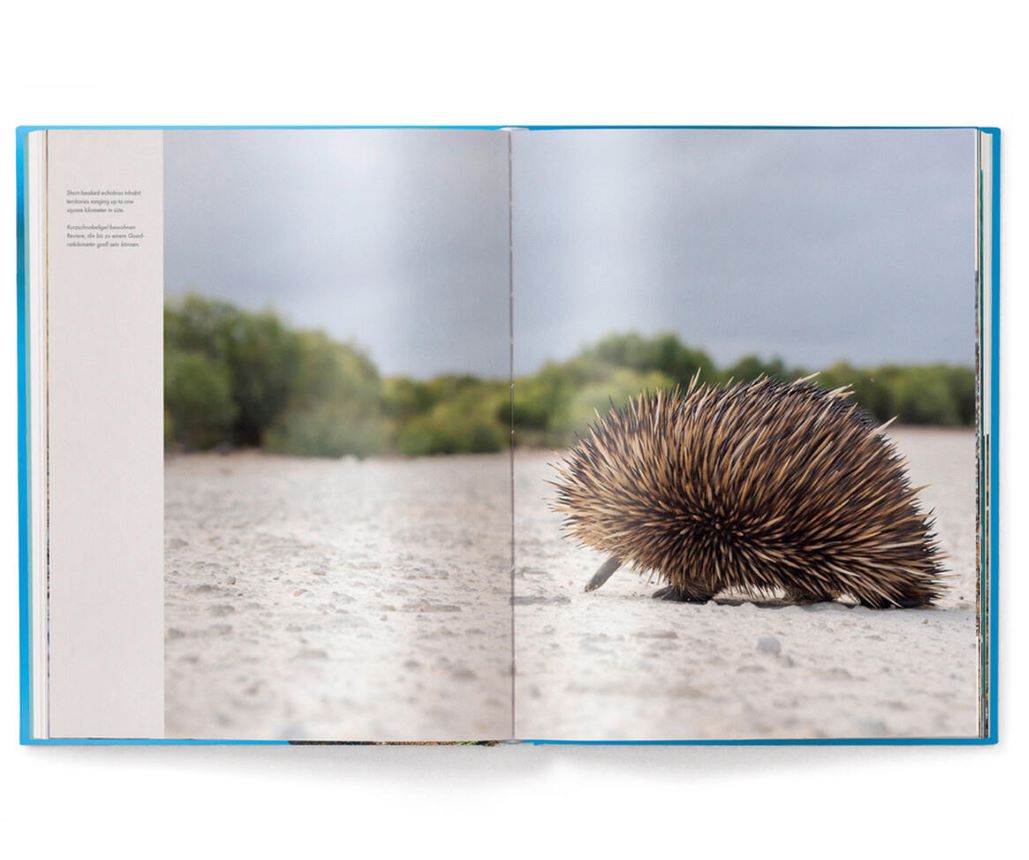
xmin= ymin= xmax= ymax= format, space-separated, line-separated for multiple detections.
xmin=164 ymin=299 xmax=976 ymax=459
xmin=395 ymin=385 xmax=507 ymax=455
xmin=164 ymin=349 xmax=237 ymax=449
xmin=724 ymin=354 xmax=794 ymax=384
xmin=264 ymin=331 xmax=385 ymax=457
xmin=548 ymin=368 xmax=675 ymax=445
xmin=580 ymin=332 xmax=717 ymax=384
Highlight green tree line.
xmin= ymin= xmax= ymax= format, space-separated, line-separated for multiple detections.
xmin=165 ymin=295 xmax=975 ymax=458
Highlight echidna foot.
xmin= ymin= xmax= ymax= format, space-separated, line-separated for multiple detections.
xmin=652 ymin=585 xmax=714 ymax=603
xmin=859 ymin=593 xmax=935 ymax=610
xmin=784 ymin=588 xmax=838 ymax=605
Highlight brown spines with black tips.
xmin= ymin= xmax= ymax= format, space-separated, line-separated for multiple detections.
xmin=551 ymin=377 xmax=945 ymax=608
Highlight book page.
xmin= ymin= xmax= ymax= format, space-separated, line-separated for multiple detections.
xmin=38 ymin=128 xmax=514 ymax=741
xmin=161 ymin=130 xmax=513 ymax=740
xmin=45 ymin=130 xmax=165 ymax=738
xmin=510 ymin=128 xmax=982 ymax=740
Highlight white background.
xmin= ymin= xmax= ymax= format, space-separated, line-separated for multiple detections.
xmin=0 ymin=2 xmax=1023 ymax=857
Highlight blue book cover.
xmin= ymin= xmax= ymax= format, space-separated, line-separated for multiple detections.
xmin=17 ymin=126 xmax=1000 ymax=746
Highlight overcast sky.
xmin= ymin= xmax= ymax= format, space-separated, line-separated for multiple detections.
xmin=165 ymin=128 xmax=976 ymax=379
xmin=165 ymin=129 xmax=510 ymax=377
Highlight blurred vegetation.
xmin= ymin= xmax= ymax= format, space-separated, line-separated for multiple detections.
xmin=165 ymin=295 xmax=976 ymax=457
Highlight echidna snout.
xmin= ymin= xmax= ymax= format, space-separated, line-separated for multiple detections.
xmin=551 ymin=377 xmax=945 ymax=609
xmin=584 ymin=556 xmax=622 ymax=592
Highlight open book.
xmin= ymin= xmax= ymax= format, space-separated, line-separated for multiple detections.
xmin=17 ymin=126 xmax=999 ymax=744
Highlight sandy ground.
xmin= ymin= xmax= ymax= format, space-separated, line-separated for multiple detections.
xmin=513 ymin=427 xmax=980 ymax=740
xmin=165 ymin=454 xmax=512 ymax=741
xmin=166 ymin=427 xmax=979 ymax=741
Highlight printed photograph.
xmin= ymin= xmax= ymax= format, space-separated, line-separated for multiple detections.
xmin=162 ymin=130 xmax=514 ymax=740
xmin=161 ymin=127 xmax=981 ymax=742
xmin=510 ymin=129 xmax=980 ymax=740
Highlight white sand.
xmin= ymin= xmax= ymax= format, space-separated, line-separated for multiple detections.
xmin=513 ymin=427 xmax=980 ymax=740
xmin=166 ymin=427 xmax=980 ymax=741
xmin=165 ymin=454 xmax=513 ymax=741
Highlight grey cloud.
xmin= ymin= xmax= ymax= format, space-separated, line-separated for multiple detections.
xmin=165 ymin=128 xmax=976 ymax=380
xmin=164 ymin=129 xmax=511 ymax=378
xmin=513 ymin=128 xmax=976 ymax=374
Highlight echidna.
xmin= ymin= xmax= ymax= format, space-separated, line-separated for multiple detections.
xmin=551 ymin=375 xmax=945 ymax=608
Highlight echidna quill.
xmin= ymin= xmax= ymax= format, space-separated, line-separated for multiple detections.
xmin=551 ymin=375 xmax=945 ymax=608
